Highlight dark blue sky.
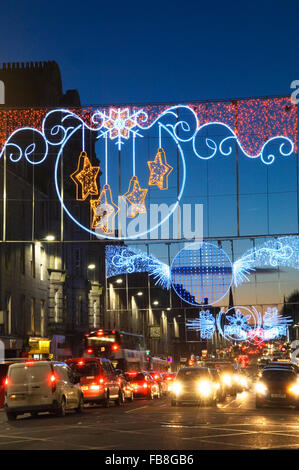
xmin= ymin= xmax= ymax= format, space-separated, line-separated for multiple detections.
xmin=1 ymin=0 xmax=298 ymax=105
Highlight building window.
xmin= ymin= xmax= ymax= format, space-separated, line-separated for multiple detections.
xmin=93 ymin=300 xmax=97 ymax=328
xmin=20 ymin=244 xmax=25 ymax=275
xmin=40 ymin=247 xmax=45 ymax=281
xmin=30 ymin=298 xmax=35 ymax=334
xmin=30 ymin=244 xmax=35 ymax=278
xmin=6 ymin=295 xmax=12 ymax=336
xmin=54 ymin=290 xmax=59 ymax=323
xmin=40 ymin=300 xmax=45 ymax=337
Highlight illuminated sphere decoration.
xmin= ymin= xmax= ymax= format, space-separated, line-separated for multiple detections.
xmin=171 ymin=242 xmax=233 ymax=306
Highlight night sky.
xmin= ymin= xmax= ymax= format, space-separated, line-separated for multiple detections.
xmin=1 ymin=0 xmax=298 ymax=105
xmin=1 ymin=0 xmax=299 ymax=307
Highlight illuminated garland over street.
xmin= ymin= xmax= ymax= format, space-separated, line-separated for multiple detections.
xmin=187 ymin=306 xmax=293 ymax=343
xmin=0 ymin=100 xmax=296 ymax=240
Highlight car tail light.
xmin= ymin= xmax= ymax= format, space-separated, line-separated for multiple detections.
xmin=78 ymin=360 xmax=84 ymax=366
xmin=87 ymin=349 xmax=93 ymax=354
xmin=99 ymin=377 xmax=104 ymax=384
xmin=112 ymin=344 xmax=119 ymax=352
xmin=143 ymin=382 xmax=148 ymax=389
xmin=154 ymin=375 xmax=159 ymax=380
xmin=50 ymin=374 xmax=56 ymax=393
xmin=25 ymin=361 xmax=35 ymax=365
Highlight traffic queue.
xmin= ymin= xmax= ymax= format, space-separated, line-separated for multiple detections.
xmin=0 ymin=355 xmax=254 ymax=420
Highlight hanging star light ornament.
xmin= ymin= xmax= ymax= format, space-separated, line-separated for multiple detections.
xmin=123 ymin=176 xmax=148 ymax=218
xmin=90 ymin=184 xmax=119 ymax=234
xmin=148 ymin=147 xmax=173 ymax=190
xmin=70 ymin=151 xmax=100 ymax=200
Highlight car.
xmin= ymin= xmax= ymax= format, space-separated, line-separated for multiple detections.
xmin=255 ymin=367 xmax=299 ymax=408
xmin=209 ymin=368 xmax=226 ymax=402
xmin=115 ymin=371 xmax=134 ymax=402
xmin=4 ymin=360 xmax=83 ymax=420
xmin=171 ymin=367 xmax=217 ymax=406
xmin=161 ymin=372 xmax=177 ymax=394
xmin=148 ymin=371 xmax=168 ymax=396
xmin=66 ymin=357 xmax=122 ymax=407
xmin=262 ymin=362 xmax=299 ymax=373
xmin=124 ymin=372 xmax=160 ymax=399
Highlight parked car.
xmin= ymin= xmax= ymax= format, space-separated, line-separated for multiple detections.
xmin=255 ymin=367 xmax=299 ymax=408
xmin=124 ymin=372 xmax=160 ymax=399
xmin=66 ymin=357 xmax=122 ymax=407
xmin=171 ymin=367 xmax=217 ymax=406
xmin=4 ymin=360 xmax=83 ymax=420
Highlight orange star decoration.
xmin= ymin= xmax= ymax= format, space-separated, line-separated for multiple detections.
xmin=123 ymin=176 xmax=148 ymax=218
xmin=90 ymin=184 xmax=119 ymax=234
xmin=70 ymin=151 xmax=100 ymax=200
xmin=147 ymin=147 xmax=173 ymax=190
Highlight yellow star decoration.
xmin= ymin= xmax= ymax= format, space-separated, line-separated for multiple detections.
xmin=123 ymin=176 xmax=148 ymax=218
xmin=70 ymin=151 xmax=100 ymax=200
xmin=90 ymin=184 xmax=119 ymax=234
xmin=147 ymin=147 xmax=173 ymax=190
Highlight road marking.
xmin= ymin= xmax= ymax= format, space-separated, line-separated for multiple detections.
xmin=125 ymin=406 xmax=148 ymax=414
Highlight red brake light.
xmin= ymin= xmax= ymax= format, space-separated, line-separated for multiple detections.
xmin=112 ymin=330 xmax=116 ymax=334
xmin=25 ymin=361 xmax=35 ymax=365
xmin=154 ymin=374 xmax=159 ymax=380
xmin=99 ymin=378 xmax=104 ymax=384
xmin=50 ymin=374 xmax=56 ymax=392
xmin=112 ymin=344 xmax=119 ymax=351
xmin=4 ymin=377 xmax=9 ymax=387
xmin=87 ymin=348 xmax=93 ymax=354
xmin=97 ymin=330 xmax=104 ymax=336
xmin=78 ymin=360 xmax=84 ymax=366
xmin=143 ymin=382 xmax=148 ymax=389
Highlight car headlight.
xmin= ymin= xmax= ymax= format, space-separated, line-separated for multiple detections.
xmin=288 ymin=383 xmax=299 ymax=396
xmin=221 ymin=374 xmax=232 ymax=386
xmin=233 ymin=375 xmax=241 ymax=384
xmin=240 ymin=377 xmax=248 ymax=388
xmin=197 ymin=380 xmax=212 ymax=397
xmin=172 ymin=382 xmax=183 ymax=396
xmin=255 ymin=382 xmax=267 ymax=395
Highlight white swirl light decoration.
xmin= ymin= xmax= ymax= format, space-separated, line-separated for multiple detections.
xmin=192 ymin=121 xmax=294 ymax=164
xmin=233 ymin=237 xmax=298 ymax=287
xmin=0 ymin=127 xmax=48 ymax=165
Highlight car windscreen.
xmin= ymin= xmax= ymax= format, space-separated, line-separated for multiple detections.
xmin=69 ymin=362 xmax=100 ymax=377
xmin=9 ymin=367 xmax=28 ymax=384
xmin=177 ymin=369 xmax=209 ymax=380
xmin=125 ymin=373 xmax=145 ymax=382
xmin=262 ymin=370 xmax=297 ymax=381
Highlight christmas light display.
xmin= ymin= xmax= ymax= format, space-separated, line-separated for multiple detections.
xmin=0 ymin=99 xmax=296 ymax=240
xmin=105 ymin=245 xmax=171 ymax=289
xmin=70 ymin=151 xmax=100 ymax=200
xmin=186 ymin=310 xmax=216 ymax=339
xmin=171 ymin=242 xmax=233 ymax=306
xmin=148 ymin=147 xmax=173 ymax=190
xmin=233 ymin=236 xmax=299 ymax=287
xmin=123 ymin=176 xmax=148 ymax=218
xmin=186 ymin=306 xmax=292 ymax=342
xmin=90 ymin=184 xmax=119 ymax=234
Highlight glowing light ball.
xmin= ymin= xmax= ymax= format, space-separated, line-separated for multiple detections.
xmin=170 ymin=242 xmax=233 ymax=306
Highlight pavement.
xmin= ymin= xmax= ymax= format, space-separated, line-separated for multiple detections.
xmin=1 ymin=391 xmax=299 ymax=450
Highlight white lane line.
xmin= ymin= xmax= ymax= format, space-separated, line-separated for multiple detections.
xmin=125 ymin=405 xmax=149 ymax=414
xmin=182 ymin=431 xmax=259 ymax=440
xmin=0 ymin=433 xmax=49 ymax=442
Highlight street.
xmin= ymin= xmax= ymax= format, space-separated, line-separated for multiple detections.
xmin=1 ymin=391 xmax=299 ymax=450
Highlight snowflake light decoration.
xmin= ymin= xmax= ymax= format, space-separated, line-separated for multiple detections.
xmin=95 ymin=107 xmax=146 ymax=149
xmin=186 ymin=310 xmax=216 ymax=339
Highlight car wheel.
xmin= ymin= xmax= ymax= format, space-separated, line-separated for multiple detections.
xmin=57 ymin=397 xmax=67 ymax=417
xmin=6 ymin=411 xmax=17 ymax=421
xmin=171 ymin=399 xmax=177 ymax=406
xmin=75 ymin=395 xmax=84 ymax=413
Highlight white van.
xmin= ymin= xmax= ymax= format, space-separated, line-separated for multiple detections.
xmin=4 ymin=361 xmax=83 ymax=420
